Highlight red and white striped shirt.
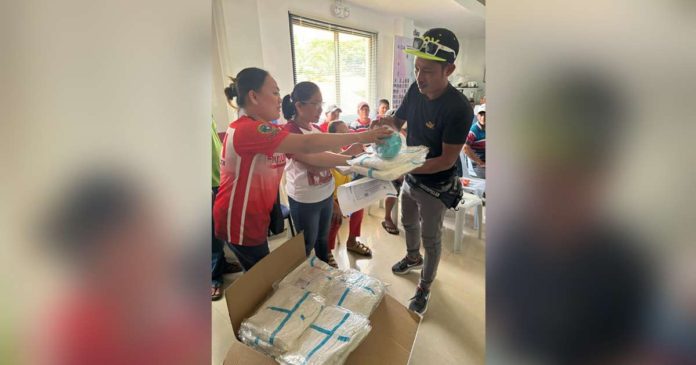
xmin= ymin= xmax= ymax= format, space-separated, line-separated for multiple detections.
xmin=213 ymin=116 xmax=289 ymax=246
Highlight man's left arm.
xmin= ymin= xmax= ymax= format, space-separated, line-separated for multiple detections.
xmin=409 ymin=143 xmax=463 ymax=174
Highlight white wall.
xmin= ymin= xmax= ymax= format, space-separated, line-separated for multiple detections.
xmin=215 ymin=0 xmax=485 ymax=124
xmin=258 ymin=0 xmax=422 ymax=117
xmin=456 ymin=37 xmax=486 ymax=86
xmin=212 ymin=0 xmax=266 ymax=131
xmin=217 ymin=0 xmax=419 ymax=121
xmin=212 ymin=20 xmax=229 ymax=130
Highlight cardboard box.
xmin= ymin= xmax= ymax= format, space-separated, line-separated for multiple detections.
xmin=223 ymin=234 xmax=421 ymax=365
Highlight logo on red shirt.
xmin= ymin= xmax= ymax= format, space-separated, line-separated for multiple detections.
xmin=257 ymin=123 xmax=279 ymax=136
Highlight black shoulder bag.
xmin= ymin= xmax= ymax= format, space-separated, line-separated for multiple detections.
xmin=406 ymin=174 xmax=463 ymax=210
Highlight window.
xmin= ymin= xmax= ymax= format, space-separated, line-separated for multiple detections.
xmin=289 ymin=14 xmax=377 ymax=121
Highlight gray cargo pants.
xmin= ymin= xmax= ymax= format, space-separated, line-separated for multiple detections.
xmin=400 ymin=179 xmax=448 ymax=291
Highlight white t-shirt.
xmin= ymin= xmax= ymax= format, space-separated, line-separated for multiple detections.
xmin=284 ymin=121 xmax=335 ymax=203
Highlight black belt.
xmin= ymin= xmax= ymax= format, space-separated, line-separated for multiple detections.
xmin=405 ymin=174 xmax=463 ymax=209
xmin=406 ymin=174 xmax=443 ymax=198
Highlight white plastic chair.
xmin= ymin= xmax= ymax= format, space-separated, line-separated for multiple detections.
xmin=443 ymin=192 xmax=483 ymax=253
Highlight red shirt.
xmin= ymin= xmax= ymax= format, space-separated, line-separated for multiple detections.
xmin=351 ymin=118 xmax=370 ymax=133
xmin=213 ymin=116 xmax=289 ymax=245
xmin=317 ymin=121 xmax=330 ymax=133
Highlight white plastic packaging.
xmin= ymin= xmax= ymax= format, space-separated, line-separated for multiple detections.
xmin=323 ymin=269 xmax=387 ymax=317
xmin=238 ymin=285 xmax=325 ymax=358
xmin=347 ymin=145 xmax=428 ymax=181
xmin=348 ymin=145 xmax=428 ymax=171
xmin=349 ymin=163 xmax=419 ymax=181
xmin=278 ymin=305 xmax=372 ymax=365
xmin=276 ymin=256 xmax=340 ymax=297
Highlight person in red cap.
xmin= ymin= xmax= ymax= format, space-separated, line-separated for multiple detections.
xmin=350 ymin=101 xmax=371 ymax=132
xmin=376 ymin=28 xmax=474 ymax=315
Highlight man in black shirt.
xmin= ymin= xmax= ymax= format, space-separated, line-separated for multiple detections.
xmin=377 ymin=28 xmax=473 ymax=314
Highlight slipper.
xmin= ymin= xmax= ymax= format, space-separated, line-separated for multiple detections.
xmin=211 ymin=283 xmax=223 ymax=301
xmin=381 ymin=220 xmax=399 ymax=235
xmin=347 ymin=241 xmax=372 ymax=257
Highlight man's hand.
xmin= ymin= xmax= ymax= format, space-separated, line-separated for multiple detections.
xmin=357 ymin=126 xmax=393 ymax=145
xmin=372 ymin=116 xmax=398 ymax=131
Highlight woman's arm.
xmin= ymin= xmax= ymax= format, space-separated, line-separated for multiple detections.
xmin=275 ymin=127 xmax=391 ymax=154
xmin=291 ymin=151 xmax=352 ymax=168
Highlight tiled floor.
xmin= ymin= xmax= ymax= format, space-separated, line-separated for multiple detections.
xmin=212 ymin=203 xmax=485 ymax=364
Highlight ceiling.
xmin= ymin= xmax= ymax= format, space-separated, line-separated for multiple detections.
xmin=344 ymin=0 xmax=485 ymax=38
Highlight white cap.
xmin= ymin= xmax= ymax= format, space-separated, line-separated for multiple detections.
xmin=326 ymin=104 xmax=342 ymax=113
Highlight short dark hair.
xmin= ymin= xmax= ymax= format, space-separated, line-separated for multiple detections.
xmin=378 ymin=99 xmax=390 ymax=107
xmin=327 ymin=120 xmax=346 ymax=133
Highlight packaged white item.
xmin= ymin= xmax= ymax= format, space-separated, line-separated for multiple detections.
xmin=276 ymin=256 xmax=340 ymax=297
xmin=323 ymin=269 xmax=387 ymax=317
xmin=349 ymin=162 xmax=421 ymax=181
xmin=279 ymin=305 xmax=372 ymax=365
xmin=347 ymin=146 xmax=428 ymax=171
xmin=239 ymin=285 xmax=325 ymax=358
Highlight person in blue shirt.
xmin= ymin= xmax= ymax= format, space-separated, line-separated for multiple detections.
xmin=464 ymin=108 xmax=486 ymax=178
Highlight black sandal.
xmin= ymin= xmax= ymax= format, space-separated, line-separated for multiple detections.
xmin=327 ymin=252 xmax=338 ymax=268
xmin=211 ymin=283 xmax=223 ymax=301
xmin=381 ymin=220 xmax=399 ymax=235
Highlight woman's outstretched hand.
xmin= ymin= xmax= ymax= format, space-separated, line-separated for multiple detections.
xmin=358 ymin=126 xmax=393 ymax=144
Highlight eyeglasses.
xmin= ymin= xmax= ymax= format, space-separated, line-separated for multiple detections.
xmin=301 ymin=101 xmax=325 ymax=109
xmin=411 ymin=37 xmax=456 ymax=59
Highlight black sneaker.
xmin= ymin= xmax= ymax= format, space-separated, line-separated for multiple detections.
xmin=408 ymin=287 xmax=430 ymax=315
xmin=391 ymin=255 xmax=423 ymax=275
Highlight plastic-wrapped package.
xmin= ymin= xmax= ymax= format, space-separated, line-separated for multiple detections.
xmin=374 ymin=131 xmax=403 ymax=159
xmin=239 ymin=285 xmax=325 ymax=358
xmin=279 ymin=306 xmax=372 ymax=365
xmin=349 ymin=162 xmax=421 ymax=182
xmin=276 ymin=256 xmax=340 ymax=297
xmin=348 ymin=146 xmax=428 ymax=171
xmin=323 ymin=269 xmax=387 ymax=317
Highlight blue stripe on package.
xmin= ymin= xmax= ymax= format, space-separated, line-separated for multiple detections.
xmin=324 ymin=269 xmax=387 ymax=317
xmin=238 ymin=285 xmax=325 ymax=358
xmin=279 ymin=306 xmax=372 ymax=365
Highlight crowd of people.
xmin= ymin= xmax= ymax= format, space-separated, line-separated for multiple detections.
xmin=211 ymin=27 xmax=485 ymax=315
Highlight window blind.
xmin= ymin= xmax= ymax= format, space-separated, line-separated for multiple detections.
xmin=289 ymin=13 xmax=377 ymax=119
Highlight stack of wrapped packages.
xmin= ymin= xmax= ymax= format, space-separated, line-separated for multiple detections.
xmin=238 ymin=256 xmax=387 ymax=365
xmin=347 ymin=144 xmax=429 ymax=181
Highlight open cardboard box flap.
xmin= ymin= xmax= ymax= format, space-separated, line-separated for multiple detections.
xmin=224 ymin=234 xmax=421 ymax=365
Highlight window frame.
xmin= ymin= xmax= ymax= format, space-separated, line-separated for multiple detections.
xmin=288 ymin=13 xmax=378 ymax=111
